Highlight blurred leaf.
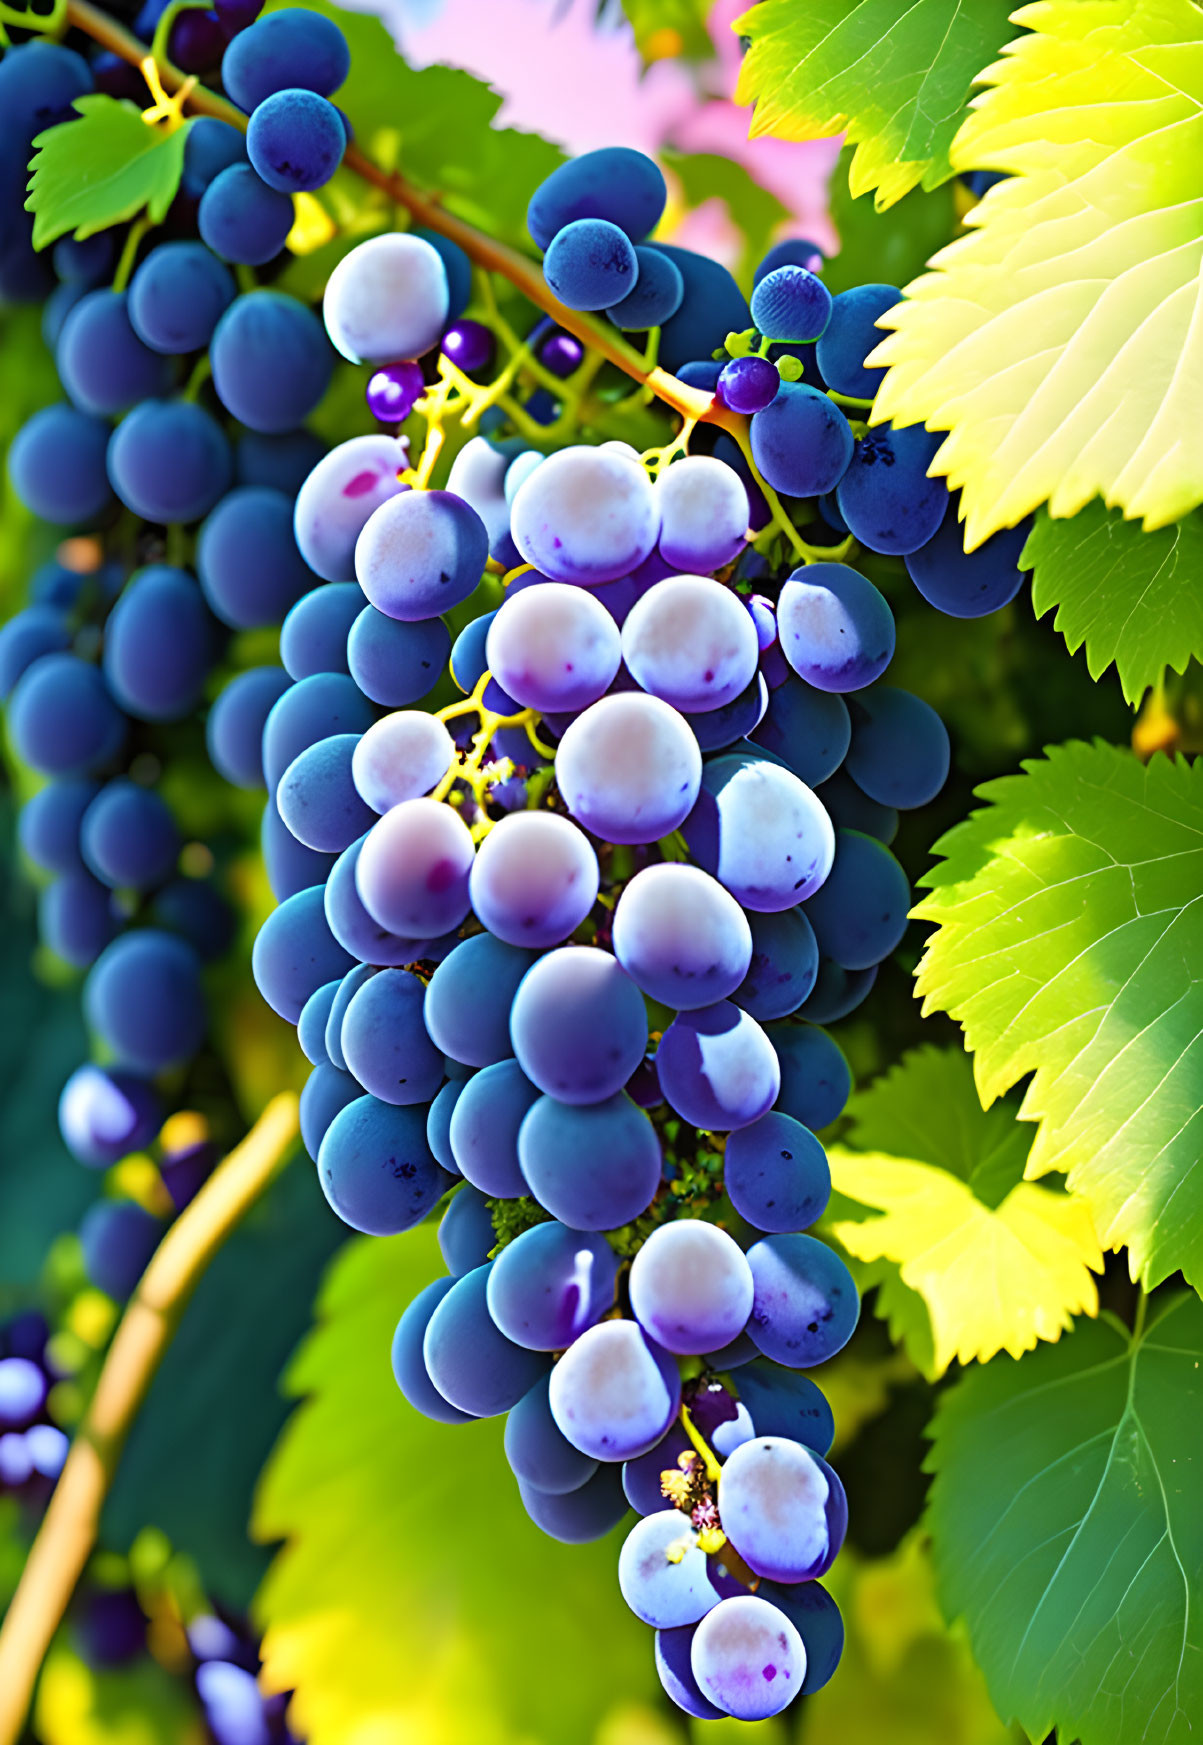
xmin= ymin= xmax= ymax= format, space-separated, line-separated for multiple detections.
xmin=915 ymin=742 xmax=1203 ymax=1291
xmin=619 ymin=0 xmax=712 ymax=64
xmin=803 ymin=1533 xmax=1018 ymax=1744
xmin=254 ymin=1225 xmax=659 ymax=1745
xmin=826 ymin=1049 xmax=1100 ymax=1375
xmin=0 ymin=306 xmax=61 ymax=607
xmin=927 ymin=1294 xmax=1203 ymax=1745
xmin=823 ymin=148 xmax=955 ymax=296
xmin=872 ymin=0 xmax=1203 ymax=547
xmin=1025 ymin=503 xmax=1203 ymax=707
xmin=0 ymin=1497 xmax=26 ymax=1609
xmin=733 ymin=0 xmax=1013 ymax=206
xmin=35 ymin=1644 xmax=203 ymax=1745
xmin=662 ymin=150 xmax=789 ymax=291
xmin=103 ymin=1161 xmax=343 ymax=1610
xmin=26 ymin=98 xmax=191 ymax=249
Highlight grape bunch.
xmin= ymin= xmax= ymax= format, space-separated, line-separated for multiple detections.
xmin=0 ymin=1312 xmax=69 ymax=1499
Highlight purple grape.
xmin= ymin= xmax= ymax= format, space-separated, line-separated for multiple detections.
xmin=442 ymin=319 xmax=495 ymax=375
xmin=540 ymin=331 xmax=584 ymax=377
xmin=365 ymin=361 xmax=425 ymax=424
xmin=717 ymin=356 xmax=779 ymax=415
xmin=717 ymin=1435 xmax=846 ymax=1582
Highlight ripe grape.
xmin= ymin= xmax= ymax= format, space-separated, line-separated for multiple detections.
xmin=423 ymin=1265 xmax=548 ymax=1417
xmin=510 ymin=446 xmax=659 ymax=585
xmin=814 ymin=283 xmax=897 ymax=398
xmin=198 ymin=486 xmax=316 ymax=629
xmin=390 ymin=1278 xmax=474 ymax=1425
xmin=356 ymin=797 xmax=474 ymax=937
xmin=555 ymin=693 xmax=701 ymax=844
xmin=8 ymin=655 xmax=125 ymax=777
xmin=505 ymin=1373 xmax=599 ymax=1494
xmin=749 ymin=383 xmax=853 ymax=498
xmin=246 ymin=88 xmax=345 ymax=193
xmin=317 ymin=1095 xmax=450 ymax=1235
xmin=618 ymin=1511 xmax=721 ymax=1629
xmin=767 ymin=1022 xmax=852 ymax=1131
xmin=347 ymin=607 xmax=450 ymax=706
xmin=80 ymin=780 xmax=178 ymax=890
xmin=612 ymin=863 xmax=751 ymax=1010
xmin=802 ymin=828 xmax=911 ymax=970
xmin=423 ymin=934 xmax=537 ymax=1067
xmin=690 ymin=1594 xmax=805 ymax=1721
xmin=220 ymin=7 xmax=350 ymax=110
xmin=486 ymin=1221 xmax=618 ymax=1349
xmin=629 ymin=1221 xmax=754 ymax=1355
xmin=718 ymin=1435 xmax=846 ymax=1582
xmin=293 ymin=434 xmax=410 ymax=582
xmin=724 ymin=1111 xmax=830 ymax=1233
xmin=517 ymin=1466 xmax=630 ymax=1543
xmin=655 ymin=1001 xmax=780 ymax=1131
xmin=198 ymin=164 xmax=295 ymax=266
xmin=469 ymin=812 xmax=599 ymax=948
xmin=127 ymin=243 xmax=236 ymax=354
xmin=107 ymin=398 xmax=232 ymax=524
xmin=905 ymin=498 xmax=1031 ymax=616
xmin=354 ymin=489 xmax=489 ymax=621
xmin=206 ymin=666 xmax=290 ymax=787
xmin=6 ymin=404 xmax=113 ymax=525
xmin=447 ymin=1058 xmax=537 ymax=1196
xmin=836 ymin=423 xmax=947 ymax=555
xmin=732 ymin=1359 xmax=834 ymax=1454
xmin=750 ymin=266 xmax=832 ymax=343
xmin=509 ymin=946 xmax=648 ymax=1104
xmin=210 ymin=291 xmax=333 ymax=433
xmin=549 ymin=1319 xmax=680 ymax=1460
xmin=84 ymin=930 xmax=206 ymax=1072
xmin=607 ymin=245 xmax=685 ymax=330
xmin=485 ymin=581 xmax=621 ymax=713
xmin=338 ymin=969 xmax=444 ymax=1105
xmin=56 ymin=290 xmax=172 ymax=417
xmin=733 ymin=909 xmax=820 ymax=1022
xmin=102 ymin=566 xmax=216 ymax=721
xmin=253 ymin=884 xmax=354 ymax=1023
xmin=351 ymin=710 xmax=455 ymax=813
xmin=261 ymin=671 xmax=374 ymax=790
xmin=776 ymin=563 xmax=895 ymax=693
xmin=543 ymin=218 xmax=639 ymax=312
xmin=277 ymin=734 xmax=374 ymax=853
xmin=745 ymin=1233 xmax=859 ymax=1366
xmin=845 ymin=686 xmax=951 ymax=808
xmin=527 ymin=147 xmax=666 ymax=250
xmin=684 ymin=752 xmax=835 ymax=910
xmin=322 ymin=233 xmax=450 ymax=365
xmin=518 ymin=1091 xmax=661 ymax=1229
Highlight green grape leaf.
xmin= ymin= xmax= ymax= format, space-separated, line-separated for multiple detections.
xmin=660 ymin=150 xmax=789 ymax=292
xmin=253 ymin=1226 xmax=658 ymax=1745
xmin=927 ymin=1293 xmax=1203 ymax=1745
xmin=871 ymin=0 xmax=1203 ymax=547
xmin=823 ymin=144 xmax=957 ymax=297
xmin=619 ymin=0 xmax=713 ymax=64
xmin=26 ymin=97 xmax=191 ymax=251
xmin=732 ymin=0 xmax=1015 ymax=208
xmin=1024 ymin=503 xmax=1203 ymax=707
xmin=915 ymin=740 xmax=1203 ymax=1292
xmin=103 ymin=1162 xmax=343 ymax=1609
xmin=826 ymin=1048 xmax=1100 ymax=1377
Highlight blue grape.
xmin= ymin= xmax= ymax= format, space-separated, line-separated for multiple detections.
xmin=247 ymin=87 xmax=345 ymax=192
xmin=447 ymin=1058 xmax=537 ymax=1196
xmin=423 ymin=934 xmax=536 ymax=1066
xmin=750 ymin=265 xmax=832 ymax=343
xmin=527 ymin=147 xmax=666 ymax=249
xmin=84 ymin=931 xmax=206 ymax=1071
xmin=469 ymin=812 xmax=599 ymax=949
xmin=684 ymin=674 xmax=769 ymax=752
xmin=19 ymin=781 xmax=99 ymax=876
xmin=211 ymin=292 xmax=333 ymax=434
xmin=505 ymin=1372 xmax=599 ymax=1494
xmin=7 ymin=404 xmax=113 ymax=525
xmin=0 ymin=40 xmax=91 ymax=139
xmin=619 ymin=1511 xmax=723 ymax=1629
xmin=776 ymin=563 xmax=895 ymax=693
xmin=357 ymin=798 xmax=474 ymax=937
xmin=544 ymin=218 xmax=638 ymax=312
xmin=325 ymin=833 xmax=447 ymax=962
xmin=74 ymin=1588 xmax=149 ymax=1666
xmin=655 ymin=1624 xmax=725 ymax=1721
xmin=427 ymin=1079 xmax=465 ymax=1171
xmin=486 ymin=1221 xmax=618 ymax=1349
xmin=732 ymin=1359 xmax=834 ymax=1454
xmin=251 ymin=884 xmax=353 ymax=1022
xmin=102 ymin=566 xmax=216 ymax=722
xmin=220 ymin=6 xmax=349 ymax=109
xmin=40 ymin=873 xmax=118 ymax=967
xmin=56 ymin=290 xmax=172 ymax=417
xmin=262 ymin=670 xmax=375 ymax=791
xmin=518 ymin=1092 xmax=661 ymax=1229
xmin=323 ymin=962 xmax=373 ymax=1071
xmin=555 ymin=693 xmax=701 ymax=844
xmin=749 ymin=381 xmax=854 ymax=499
xmin=746 ymin=1233 xmax=858 ymax=1365
xmin=195 ymin=1661 xmax=275 ymax=1742
xmin=317 ymin=1095 xmax=451 ymax=1234
xmin=444 ymin=436 xmax=521 ymax=569
xmin=206 ymin=666 xmax=291 ymax=787
xmin=81 ymin=780 xmax=178 ymax=890
xmin=449 ymin=609 xmax=496 ymax=693
xmin=630 ymin=1220 xmax=753 ymax=1355
xmin=724 ymin=1111 xmax=829 ymax=1233
xmin=767 ymin=1021 xmax=851 ymax=1130
xmin=293 ymin=435 xmax=410 ymax=583
xmin=297 ymin=978 xmax=338 ymax=1065
xmin=607 ymin=245 xmax=684 ymax=330
xmin=390 ymin=1278 xmax=474 ymax=1424
xmin=509 ymin=946 xmax=647 ymax=1104
xmin=733 ymin=909 xmax=819 ymax=1021
xmin=58 ymin=1060 xmax=160 ymax=1172
xmin=654 ymin=455 xmax=749 ymax=572
xmin=796 ymin=959 xmax=877 ymax=1024
xmin=548 ymin=1319 xmax=680 ymax=1460
xmin=41 ymin=283 xmax=87 ymax=350
xmin=716 ymin=355 xmax=779 ymax=415
xmin=677 ymin=360 xmax=722 ymax=392
xmin=355 ymin=489 xmax=489 ymax=621
xmin=412 ymin=226 xmax=472 ymax=318
xmin=298 ymin=1061 xmax=359 ymax=1159
xmin=814 ymin=283 xmax=897 ymax=398
xmin=845 ymin=685 xmax=950 ymax=808
xmin=654 ymin=244 xmax=750 ymax=375
xmin=347 ymin=606 xmax=449 ymax=707
xmin=236 ymin=427 xmax=325 ymax=494
xmin=814 ymin=769 xmax=898 ymax=844
xmin=718 ymin=1435 xmax=845 ymax=1582
xmin=29 ymin=558 xmax=119 ymax=611
xmin=280 ymin=583 xmax=362 ymax=678
xmin=323 ymin=232 xmax=449 ymax=365
xmin=107 ymin=399 xmax=232 ymax=524
xmin=755 ymin=238 xmax=824 ymax=284
xmin=423 ymin=1264 xmax=548 ymax=1416
xmin=79 ymin=1200 xmax=162 ymax=1301
xmin=151 ymin=878 xmax=235 ymax=964
xmin=802 ymin=829 xmax=910 ymax=970
xmin=127 ymin=243 xmax=235 ymax=354
xmin=0 ymin=1357 xmax=45 ymax=1426
xmin=749 ymin=675 xmax=850 ymax=786
xmin=277 ymin=734 xmax=375 ymax=853
xmin=684 ymin=751 xmax=835 ymax=910
xmin=8 ymin=655 xmax=125 ymax=777
xmin=905 ymin=498 xmax=1031 ymax=616
xmin=340 ymin=968 xmax=444 ymax=1105
xmin=181 ymin=116 xmax=247 ymax=195
xmin=485 ymin=582 xmax=620 ymax=713
xmin=690 ymin=1594 xmax=805 ymax=1721
xmin=510 ymin=445 xmax=659 ymax=585
xmin=518 ymin=1466 xmax=629 ymax=1542
xmin=198 ymin=164 xmax=295 ymax=266
xmin=0 ymin=608 xmax=70 ymax=700
xmin=655 ymin=1001 xmax=780 ymax=1131
xmin=438 ymin=1184 xmax=496 ymax=1276
xmin=612 ymin=864 xmax=751 ymax=1010
xmin=762 ymin=1579 xmax=844 ymax=1695
xmin=835 ymin=423 xmax=947 ymax=556
xmin=621 ymin=571 xmax=760 ymax=712
xmin=623 ymin=1421 xmax=693 ymax=1515
xmin=351 ymin=710 xmax=455 ymax=813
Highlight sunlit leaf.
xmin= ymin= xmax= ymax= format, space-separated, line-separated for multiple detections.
xmin=26 ymin=97 xmax=190 ymax=250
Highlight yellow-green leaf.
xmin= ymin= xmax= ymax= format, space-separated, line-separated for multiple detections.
xmin=915 ymin=740 xmax=1203 ymax=1291
xmin=35 ymin=1645 xmax=204 ymax=1745
xmin=253 ymin=1225 xmax=657 ymax=1745
xmin=619 ymin=0 xmax=713 ymax=65
xmin=732 ymin=0 xmax=1016 ymax=209
xmin=26 ymin=97 xmax=191 ymax=250
xmin=870 ymin=0 xmax=1203 ymax=546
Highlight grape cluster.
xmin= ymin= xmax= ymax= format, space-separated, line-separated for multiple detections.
xmin=0 ymin=1312 xmax=69 ymax=1498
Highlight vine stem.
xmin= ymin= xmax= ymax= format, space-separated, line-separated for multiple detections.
xmin=0 ymin=1091 xmax=301 ymax=1745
